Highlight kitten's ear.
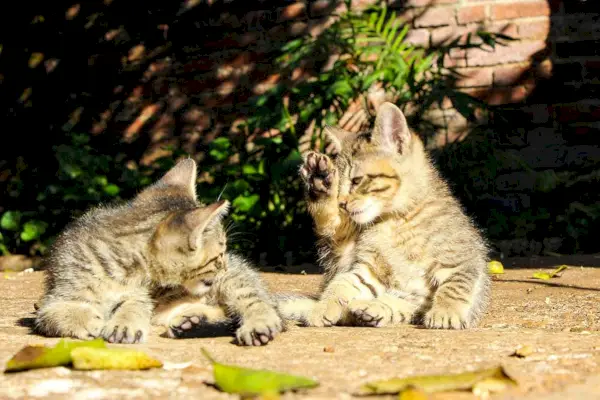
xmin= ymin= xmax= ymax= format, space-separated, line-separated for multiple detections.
xmin=324 ymin=126 xmax=353 ymax=154
xmin=372 ymin=102 xmax=411 ymax=154
xmin=157 ymin=158 xmax=197 ymax=198
xmin=185 ymin=200 xmax=230 ymax=251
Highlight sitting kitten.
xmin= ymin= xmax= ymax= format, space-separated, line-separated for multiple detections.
xmin=35 ymin=159 xmax=282 ymax=345
xmin=280 ymin=102 xmax=490 ymax=329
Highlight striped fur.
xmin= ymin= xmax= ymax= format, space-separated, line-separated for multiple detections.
xmin=35 ymin=159 xmax=282 ymax=345
xmin=281 ymin=102 xmax=490 ymax=329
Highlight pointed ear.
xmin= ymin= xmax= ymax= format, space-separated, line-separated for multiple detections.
xmin=185 ymin=200 xmax=230 ymax=251
xmin=324 ymin=126 xmax=353 ymax=154
xmin=372 ymin=102 xmax=411 ymax=154
xmin=157 ymin=158 xmax=197 ymax=198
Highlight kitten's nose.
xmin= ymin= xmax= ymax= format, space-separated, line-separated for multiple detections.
xmin=339 ymin=200 xmax=347 ymax=210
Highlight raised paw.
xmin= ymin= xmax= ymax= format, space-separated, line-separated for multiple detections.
xmin=348 ymin=299 xmax=392 ymax=328
xmin=423 ymin=304 xmax=471 ymax=330
xmin=300 ymin=152 xmax=337 ymax=199
xmin=102 ymin=318 xmax=149 ymax=344
xmin=236 ymin=310 xmax=283 ymax=346
xmin=306 ymin=299 xmax=345 ymax=327
xmin=167 ymin=314 xmax=206 ymax=338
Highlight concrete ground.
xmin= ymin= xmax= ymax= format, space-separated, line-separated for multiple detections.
xmin=1 ymin=255 xmax=600 ymax=399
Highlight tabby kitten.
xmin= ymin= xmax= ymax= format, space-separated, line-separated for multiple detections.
xmin=35 ymin=159 xmax=282 ymax=345
xmin=280 ymin=102 xmax=490 ymax=329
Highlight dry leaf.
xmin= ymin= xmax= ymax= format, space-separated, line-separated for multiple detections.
xmin=202 ymin=348 xmax=318 ymax=396
xmin=4 ymin=338 xmax=106 ymax=372
xmin=358 ymin=366 xmax=517 ymax=395
xmin=487 ymin=261 xmax=504 ymax=275
xmin=511 ymin=345 xmax=533 ymax=358
xmin=398 ymin=386 xmax=429 ymax=399
xmin=71 ymin=347 xmax=162 ymax=370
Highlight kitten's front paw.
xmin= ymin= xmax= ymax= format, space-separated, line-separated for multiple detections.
xmin=236 ymin=309 xmax=283 ymax=346
xmin=102 ymin=318 xmax=149 ymax=344
xmin=306 ymin=299 xmax=344 ymax=327
xmin=423 ymin=304 xmax=471 ymax=330
xmin=349 ymin=299 xmax=392 ymax=328
xmin=300 ymin=152 xmax=337 ymax=200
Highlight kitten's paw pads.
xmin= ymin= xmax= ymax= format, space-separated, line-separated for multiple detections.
xmin=236 ymin=312 xmax=283 ymax=346
xmin=167 ymin=315 xmax=206 ymax=338
xmin=348 ymin=300 xmax=391 ymax=328
xmin=102 ymin=322 xmax=149 ymax=344
xmin=423 ymin=305 xmax=471 ymax=330
xmin=300 ymin=152 xmax=336 ymax=198
xmin=307 ymin=299 xmax=344 ymax=327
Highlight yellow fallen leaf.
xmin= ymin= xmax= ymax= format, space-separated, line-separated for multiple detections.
xmin=399 ymin=386 xmax=429 ymax=399
xmin=71 ymin=347 xmax=162 ymax=370
xmin=4 ymin=338 xmax=106 ymax=372
xmin=487 ymin=261 xmax=504 ymax=274
xmin=358 ymin=366 xmax=517 ymax=395
xmin=472 ymin=377 xmax=514 ymax=396
xmin=532 ymin=265 xmax=567 ymax=280
xmin=511 ymin=345 xmax=533 ymax=358
xmin=202 ymin=348 xmax=318 ymax=396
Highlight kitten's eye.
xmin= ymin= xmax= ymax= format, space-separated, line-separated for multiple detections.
xmin=351 ymin=176 xmax=363 ymax=186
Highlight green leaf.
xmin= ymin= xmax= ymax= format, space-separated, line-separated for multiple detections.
xmin=202 ymin=348 xmax=318 ymax=396
xmin=359 ymin=366 xmax=517 ymax=395
xmin=1 ymin=211 xmax=21 ymax=231
xmin=242 ymin=164 xmax=259 ymax=175
xmin=232 ymin=194 xmax=260 ymax=212
xmin=4 ymin=338 xmax=106 ymax=372
xmin=20 ymin=220 xmax=48 ymax=242
xmin=103 ymin=184 xmax=120 ymax=196
xmin=532 ymin=265 xmax=568 ymax=280
xmin=71 ymin=347 xmax=163 ymax=371
xmin=93 ymin=175 xmax=108 ymax=186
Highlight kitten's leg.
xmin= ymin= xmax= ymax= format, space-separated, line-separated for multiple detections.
xmin=101 ymin=289 xmax=153 ymax=344
xmin=213 ymin=256 xmax=283 ymax=346
xmin=152 ymin=296 xmax=229 ymax=338
xmin=307 ymin=264 xmax=385 ymax=327
xmin=348 ymin=292 xmax=418 ymax=327
xmin=300 ymin=152 xmax=341 ymax=238
xmin=423 ymin=262 xmax=490 ymax=330
xmin=35 ymin=299 xmax=104 ymax=340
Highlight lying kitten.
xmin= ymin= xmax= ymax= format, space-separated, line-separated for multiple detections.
xmin=280 ymin=102 xmax=490 ymax=329
xmin=35 ymin=159 xmax=282 ymax=345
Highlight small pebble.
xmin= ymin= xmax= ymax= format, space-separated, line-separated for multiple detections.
xmin=323 ymin=346 xmax=335 ymax=353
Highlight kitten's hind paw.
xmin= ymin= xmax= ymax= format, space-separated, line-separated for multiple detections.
xmin=167 ymin=315 xmax=206 ymax=338
xmin=348 ymin=299 xmax=391 ymax=328
xmin=236 ymin=310 xmax=283 ymax=346
xmin=423 ymin=305 xmax=471 ymax=330
xmin=306 ymin=299 xmax=344 ymax=327
xmin=300 ymin=152 xmax=337 ymax=200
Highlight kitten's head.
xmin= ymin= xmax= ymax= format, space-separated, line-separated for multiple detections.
xmin=328 ymin=102 xmax=429 ymax=225
xmin=140 ymin=159 xmax=230 ymax=289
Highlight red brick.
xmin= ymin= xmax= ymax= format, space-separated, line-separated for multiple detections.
xmin=489 ymin=22 xmax=519 ymax=38
xmin=457 ymin=5 xmax=486 ymax=24
xmin=405 ymin=29 xmax=430 ymax=46
xmin=277 ymin=3 xmax=307 ymax=22
xmin=455 ymin=67 xmax=493 ymax=87
xmin=491 ymin=1 xmax=551 ymax=20
xmin=462 ymin=86 xmax=531 ymax=105
xmin=494 ymin=63 xmax=532 ymax=86
xmin=467 ymin=40 xmax=547 ymax=66
xmin=518 ymin=19 xmax=550 ymax=39
xmin=414 ymin=7 xmax=456 ymax=28
xmin=431 ymin=26 xmax=465 ymax=45
xmin=392 ymin=0 xmax=457 ymax=6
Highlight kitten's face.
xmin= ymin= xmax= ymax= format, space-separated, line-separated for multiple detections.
xmin=329 ymin=103 xmax=414 ymax=225
xmin=140 ymin=159 xmax=230 ymax=290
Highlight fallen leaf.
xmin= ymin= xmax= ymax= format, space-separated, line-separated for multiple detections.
xmin=487 ymin=261 xmax=504 ymax=274
xmin=398 ymin=386 xmax=429 ymax=399
xmin=511 ymin=345 xmax=533 ymax=358
xmin=4 ymin=338 xmax=106 ymax=372
xmin=472 ymin=377 xmax=513 ymax=396
xmin=358 ymin=366 xmax=517 ymax=395
xmin=71 ymin=347 xmax=163 ymax=370
xmin=532 ymin=265 xmax=568 ymax=280
xmin=202 ymin=348 xmax=318 ymax=396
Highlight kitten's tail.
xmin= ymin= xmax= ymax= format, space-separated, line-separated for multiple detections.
xmin=274 ymin=293 xmax=318 ymax=326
